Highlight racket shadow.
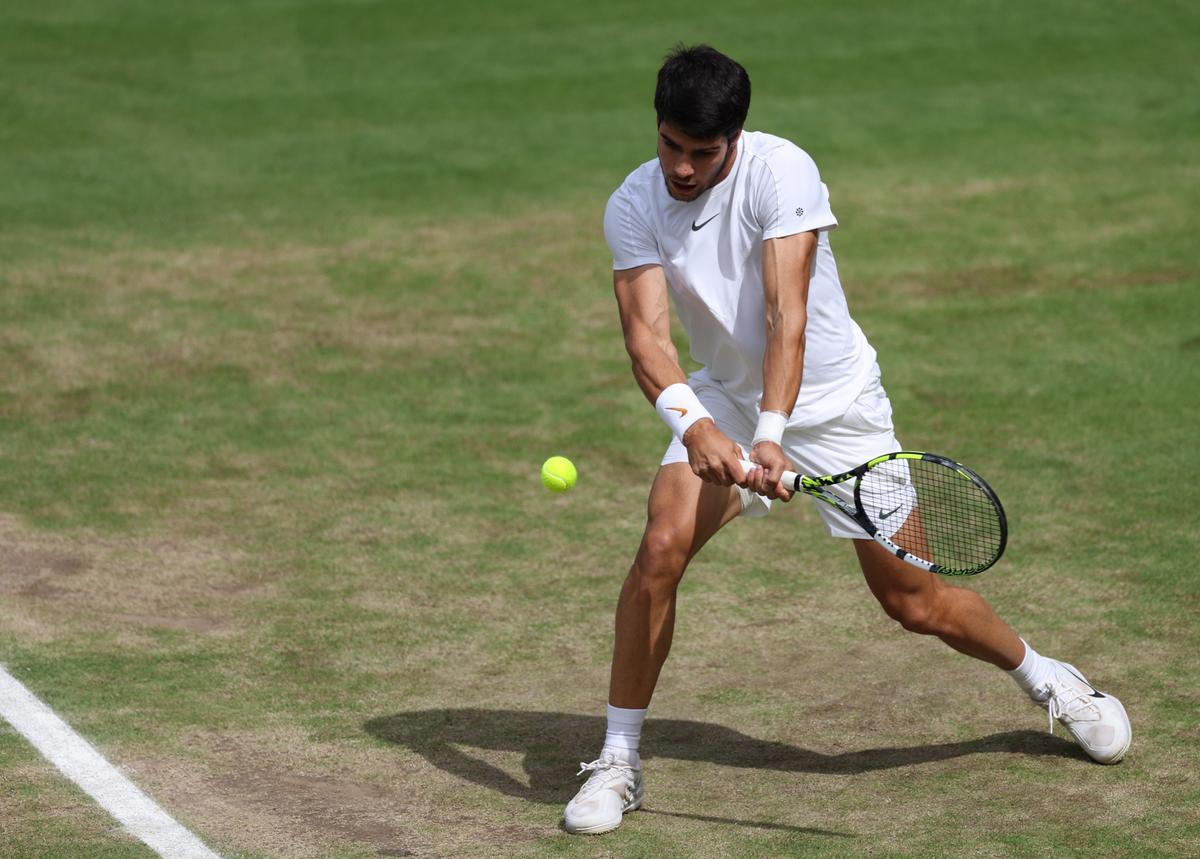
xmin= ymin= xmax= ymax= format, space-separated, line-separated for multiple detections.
xmin=363 ymin=708 xmax=1079 ymax=807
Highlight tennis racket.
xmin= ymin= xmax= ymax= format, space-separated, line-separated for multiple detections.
xmin=741 ymin=451 xmax=1007 ymax=576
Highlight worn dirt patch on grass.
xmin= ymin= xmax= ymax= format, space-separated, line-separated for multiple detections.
xmin=0 ymin=514 xmax=270 ymax=642
xmin=1 ymin=209 xmax=603 ymax=423
xmin=0 ymin=544 xmax=90 ymax=599
xmin=124 ymin=726 xmax=548 ymax=858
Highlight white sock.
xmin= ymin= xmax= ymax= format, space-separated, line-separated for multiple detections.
xmin=1007 ymin=639 xmax=1058 ymax=701
xmin=602 ymin=704 xmax=646 ymax=763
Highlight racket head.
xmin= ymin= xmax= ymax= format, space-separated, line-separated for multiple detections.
xmin=853 ymin=452 xmax=1007 ymax=576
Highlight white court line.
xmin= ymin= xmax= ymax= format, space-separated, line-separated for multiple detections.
xmin=0 ymin=665 xmax=220 ymax=858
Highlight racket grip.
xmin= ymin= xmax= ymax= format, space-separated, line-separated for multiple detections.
xmin=738 ymin=460 xmax=800 ymax=492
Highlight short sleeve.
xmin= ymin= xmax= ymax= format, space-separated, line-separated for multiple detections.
xmin=754 ymin=145 xmax=838 ymax=240
xmin=604 ymin=184 xmax=661 ymax=271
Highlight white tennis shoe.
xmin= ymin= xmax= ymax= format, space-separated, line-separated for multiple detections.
xmin=563 ymin=750 xmax=644 ymax=834
xmin=1037 ymin=661 xmax=1131 ymax=764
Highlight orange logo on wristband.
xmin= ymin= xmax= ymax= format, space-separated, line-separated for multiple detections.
xmin=666 ymin=407 xmax=688 ymax=416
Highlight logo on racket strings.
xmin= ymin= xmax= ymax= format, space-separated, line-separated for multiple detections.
xmin=878 ymin=504 xmax=904 ymax=521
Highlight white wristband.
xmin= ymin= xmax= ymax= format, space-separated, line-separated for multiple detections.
xmin=752 ymin=410 xmax=788 ymax=446
xmin=655 ymin=383 xmax=712 ymax=441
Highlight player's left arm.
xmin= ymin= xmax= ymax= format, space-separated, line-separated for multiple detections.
xmin=747 ymin=229 xmax=819 ymax=500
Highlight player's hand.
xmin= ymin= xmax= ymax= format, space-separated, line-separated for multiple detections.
xmin=747 ymin=441 xmax=795 ymax=501
xmin=682 ymin=420 xmax=746 ymax=486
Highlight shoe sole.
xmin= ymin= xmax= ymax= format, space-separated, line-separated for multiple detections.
xmin=565 ymin=818 xmax=622 ymax=836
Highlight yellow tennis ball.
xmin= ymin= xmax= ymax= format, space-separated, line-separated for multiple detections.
xmin=541 ymin=456 xmax=577 ymax=493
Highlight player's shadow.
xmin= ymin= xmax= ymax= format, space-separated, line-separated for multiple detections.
xmin=363 ymin=708 xmax=1076 ymax=834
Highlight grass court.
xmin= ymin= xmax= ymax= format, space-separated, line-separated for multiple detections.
xmin=1 ymin=1 xmax=1198 ymax=855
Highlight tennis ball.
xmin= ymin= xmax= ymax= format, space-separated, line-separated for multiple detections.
xmin=541 ymin=456 xmax=577 ymax=493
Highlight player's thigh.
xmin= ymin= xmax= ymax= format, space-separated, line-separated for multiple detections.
xmin=853 ymin=537 xmax=944 ymax=610
xmin=643 ymin=462 xmax=742 ymax=564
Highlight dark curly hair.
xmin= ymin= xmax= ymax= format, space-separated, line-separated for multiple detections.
xmin=654 ymin=44 xmax=751 ymax=141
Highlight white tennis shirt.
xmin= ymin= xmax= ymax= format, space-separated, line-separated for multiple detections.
xmin=604 ymin=131 xmax=877 ymax=427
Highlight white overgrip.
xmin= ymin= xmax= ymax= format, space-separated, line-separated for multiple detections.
xmin=739 ymin=460 xmax=800 ymax=492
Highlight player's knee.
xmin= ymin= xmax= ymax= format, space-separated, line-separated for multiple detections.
xmin=632 ymin=526 xmax=689 ymax=590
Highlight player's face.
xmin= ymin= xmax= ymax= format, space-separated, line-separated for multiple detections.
xmin=657 ymin=121 xmax=740 ymax=202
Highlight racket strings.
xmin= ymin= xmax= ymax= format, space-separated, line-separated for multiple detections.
xmin=861 ymin=458 xmax=1003 ymax=575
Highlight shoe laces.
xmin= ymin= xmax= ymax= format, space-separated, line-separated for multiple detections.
xmin=1043 ymin=681 xmax=1099 ymax=736
xmin=574 ymin=753 xmax=636 ymax=800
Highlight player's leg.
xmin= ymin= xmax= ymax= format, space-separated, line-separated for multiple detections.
xmin=565 ymin=369 xmax=762 ymax=835
xmin=852 ymin=538 xmax=1023 ymax=667
xmin=853 ymin=537 xmax=1131 ymax=762
xmin=795 ymin=369 xmax=1131 ymax=763
xmin=610 ymin=462 xmax=744 ymax=708
xmin=783 ymin=372 xmax=1024 ymax=664
xmin=564 ymin=463 xmax=743 ymax=835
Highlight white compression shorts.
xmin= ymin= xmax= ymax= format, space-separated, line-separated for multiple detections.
xmin=660 ymin=365 xmax=902 ymax=538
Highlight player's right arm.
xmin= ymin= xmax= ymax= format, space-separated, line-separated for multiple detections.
xmin=613 ymin=264 xmax=684 ymax=401
xmin=613 ymin=264 xmax=746 ymax=486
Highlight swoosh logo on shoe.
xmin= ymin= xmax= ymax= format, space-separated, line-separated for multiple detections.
xmin=1063 ymin=665 xmax=1107 ymax=699
xmin=691 ymin=213 xmax=720 ymax=231
xmin=666 ymin=406 xmax=688 ymax=416
xmin=878 ymin=504 xmax=904 ymax=521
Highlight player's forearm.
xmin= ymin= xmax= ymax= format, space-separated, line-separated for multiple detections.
xmin=625 ymin=330 xmax=687 ymax=405
xmin=760 ymin=309 xmax=806 ymax=416
xmin=759 ymin=232 xmax=815 ymax=418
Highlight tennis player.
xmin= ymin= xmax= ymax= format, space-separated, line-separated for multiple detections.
xmin=564 ymin=45 xmax=1132 ymax=835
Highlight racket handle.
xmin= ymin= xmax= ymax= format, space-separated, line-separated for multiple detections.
xmin=738 ymin=460 xmax=800 ymax=492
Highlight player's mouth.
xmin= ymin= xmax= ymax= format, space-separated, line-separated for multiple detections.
xmin=670 ymin=179 xmax=697 ymax=195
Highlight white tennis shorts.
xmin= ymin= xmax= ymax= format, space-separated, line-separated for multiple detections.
xmin=660 ymin=365 xmax=902 ymax=538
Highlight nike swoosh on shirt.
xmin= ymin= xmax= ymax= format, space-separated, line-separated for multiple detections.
xmin=691 ymin=213 xmax=720 ymax=231
xmin=878 ymin=504 xmax=904 ymax=521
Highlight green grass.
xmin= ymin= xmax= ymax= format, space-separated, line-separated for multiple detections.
xmin=2 ymin=1 xmax=1199 ymax=856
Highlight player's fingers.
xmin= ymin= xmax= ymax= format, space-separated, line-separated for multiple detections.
xmin=701 ymin=456 xmax=733 ymax=486
xmin=731 ymin=452 xmax=752 ymax=488
xmin=750 ymin=456 xmax=778 ymax=498
xmin=689 ymin=458 xmax=716 ymax=485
